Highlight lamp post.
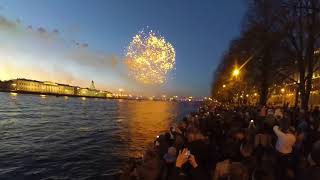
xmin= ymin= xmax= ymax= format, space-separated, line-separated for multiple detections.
xmin=232 ymin=67 xmax=241 ymax=105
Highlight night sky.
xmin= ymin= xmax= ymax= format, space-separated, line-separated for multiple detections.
xmin=0 ymin=0 xmax=246 ymax=96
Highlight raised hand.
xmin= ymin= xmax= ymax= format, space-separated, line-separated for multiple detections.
xmin=188 ymin=154 xmax=198 ymax=168
xmin=176 ymin=148 xmax=189 ymax=168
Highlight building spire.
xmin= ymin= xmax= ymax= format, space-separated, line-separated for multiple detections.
xmin=90 ymin=80 xmax=96 ymax=90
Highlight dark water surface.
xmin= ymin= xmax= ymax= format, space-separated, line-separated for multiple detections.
xmin=0 ymin=92 xmax=199 ymax=179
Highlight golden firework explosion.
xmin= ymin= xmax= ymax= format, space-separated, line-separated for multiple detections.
xmin=125 ymin=30 xmax=176 ymax=85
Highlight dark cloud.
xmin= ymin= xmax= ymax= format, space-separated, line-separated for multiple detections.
xmin=72 ymin=40 xmax=78 ymax=46
xmin=53 ymin=29 xmax=59 ymax=34
xmin=0 ymin=15 xmax=120 ymax=73
xmin=0 ymin=16 xmax=18 ymax=30
xmin=81 ymin=43 xmax=88 ymax=48
xmin=72 ymin=40 xmax=89 ymax=48
xmin=37 ymin=27 xmax=47 ymax=34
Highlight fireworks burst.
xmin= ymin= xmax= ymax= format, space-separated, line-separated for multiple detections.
xmin=125 ymin=29 xmax=176 ymax=85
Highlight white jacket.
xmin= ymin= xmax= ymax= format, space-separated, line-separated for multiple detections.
xmin=273 ymin=125 xmax=296 ymax=154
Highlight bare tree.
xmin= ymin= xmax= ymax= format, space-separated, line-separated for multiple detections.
xmin=280 ymin=0 xmax=320 ymax=111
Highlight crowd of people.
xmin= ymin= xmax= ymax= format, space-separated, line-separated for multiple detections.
xmin=119 ymin=103 xmax=320 ymax=180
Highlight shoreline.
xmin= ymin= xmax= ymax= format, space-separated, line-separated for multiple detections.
xmin=0 ymin=90 xmax=126 ymax=100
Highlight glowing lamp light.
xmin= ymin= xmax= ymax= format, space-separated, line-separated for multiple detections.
xmin=222 ymin=84 xmax=226 ymax=88
xmin=281 ymin=88 xmax=285 ymax=93
xmin=232 ymin=69 xmax=240 ymax=77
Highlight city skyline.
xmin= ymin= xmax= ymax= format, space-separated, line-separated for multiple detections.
xmin=0 ymin=0 xmax=246 ymax=96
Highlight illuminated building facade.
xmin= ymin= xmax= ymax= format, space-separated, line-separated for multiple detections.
xmin=268 ymin=71 xmax=320 ymax=106
xmin=0 ymin=78 xmax=113 ymax=98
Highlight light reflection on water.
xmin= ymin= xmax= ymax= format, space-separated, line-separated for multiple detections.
xmin=117 ymin=100 xmax=177 ymax=157
xmin=0 ymin=92 xmax=199 ymax=179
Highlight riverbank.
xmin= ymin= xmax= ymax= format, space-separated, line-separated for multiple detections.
xmin=118 ymin=103 xmax=320 ymax=180
xmin=0 ymin=78 xmax=114 ymax=99
xmin=0 ymin=89 xmax=129 ymax=100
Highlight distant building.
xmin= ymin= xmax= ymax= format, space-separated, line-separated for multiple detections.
xmin=90 ymin=80 xmax=96 ymax=90
xmin=0 ymin=78 xmax=113 ymax=98
xmin=75 ymin=87 xmax=109 ymax=98
xmin=268 ymin=71 xmax=320 ymax=107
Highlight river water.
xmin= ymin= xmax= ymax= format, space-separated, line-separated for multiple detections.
xmin=0 ymin=92 xmax=199 ymax=179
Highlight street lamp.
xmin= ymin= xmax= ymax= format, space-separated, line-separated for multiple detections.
xmin=222 ymin=84 xmax=226 ymax=88
xmin=232 ymin=68 xmax=240 ymax=77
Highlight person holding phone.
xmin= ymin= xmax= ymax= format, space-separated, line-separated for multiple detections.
xmin=172 ymin=148 xmax=209 ymax=180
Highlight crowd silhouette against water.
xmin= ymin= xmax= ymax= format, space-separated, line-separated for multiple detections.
xmin=119 ymin=103 xmax=320 ymax=180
